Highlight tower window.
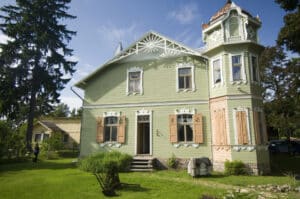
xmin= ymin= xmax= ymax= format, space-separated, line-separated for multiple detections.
xmin=213 ymin=59 xmax=222 ymax=84
xmin=232 ymin=55 xmax=242 ymax=81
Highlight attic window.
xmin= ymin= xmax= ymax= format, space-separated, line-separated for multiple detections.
xmin=127 ymin=67 xmax=143 ymax=95
xmin=229 ymin=16 xmax=239 ymax=37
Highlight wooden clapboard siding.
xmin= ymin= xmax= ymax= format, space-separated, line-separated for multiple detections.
xmin=169 ymin=114 xmax=177 ymax=143
xmin=117 ymin=115 xmax=126 ymax=143
xmin=193 ymin=113 xmax=203 ymax=143
xmin=96 ymin=117 xmax=104 ymax=143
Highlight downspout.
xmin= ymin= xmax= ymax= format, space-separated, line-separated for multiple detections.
xmin=70 ymin=86 xmax=85 ymax=158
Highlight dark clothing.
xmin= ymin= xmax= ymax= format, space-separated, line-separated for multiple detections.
xmin=33 ymin=145 xmax=40 ymax=162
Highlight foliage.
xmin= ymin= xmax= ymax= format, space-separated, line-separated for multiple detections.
xmin=224 ymin=160 xmax=248 ymax=176
xmin=0 ymin=120 xmax=26 ymax=159
xmin=78 ymin=151 xmax=133 ymax=196
xmin=47 ymin=103 xmax=71 ymax=118
xmin=40 ymin=132 xmax=63 ymax=159
xmin=275 ymin=0 xmax=300 ymax=54
xmin=260 ymin=47 xmax=300 ymax=138
xmin=0 ymin=0 xmax=77 ymax=151
xmin=167 ymin=153 xmax=178 ymax=169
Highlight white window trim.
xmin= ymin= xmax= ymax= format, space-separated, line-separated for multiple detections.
xmin=126 ymin=67 xmax=143 ymax=95
xmin=232 ymin=107 xmax=252 ymax=145
xmin=175 ymin=63 xmax=195 ymax=92
xmin=250 ymin=54 xmax=260 ymax=84
xmin=101 ymin=111 xmax=121 ymax=144
xmin=135 ymin=109 xmax=152 ymax=155
xmin=211 ymin=56 xmax=224 ymax=87
xmin=229 ymin=53 xmax=247 ymax=84
xmin=175 ymin=108 xmax=195 ymax=115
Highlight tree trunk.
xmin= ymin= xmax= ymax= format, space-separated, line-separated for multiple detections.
xmin=26 ymin=81 xmax=37 ymax=152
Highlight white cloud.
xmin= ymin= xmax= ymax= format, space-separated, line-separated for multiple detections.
xmin=168 ymin=3 xmax=199 ymax=25
xmin=0 ymin=33 xmax=10 ymax=44
xmin=60 ymin=96 xmax=83 ymax=111
xmin=97 ymin=23 xmax=140 ymax=51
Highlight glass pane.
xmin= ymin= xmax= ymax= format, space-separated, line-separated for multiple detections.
xmin=104 ymin=127 xmax=110 ymax=142
xmin=129 ymin=72 xmax=140 ymax=80
xmin=232 ymin=66 xmax=241 ymax=80
xmin=230 ymin=17 xmax=239 ymax=36
xmin=179 ymin=68 xmax=191 ymax=75
xmin=138 ymin=115 xmax=149 ymax=122
xmin=129 ymin=80 xmax=135 ymax=92
xmin=183 ymin=114 xmax=192 ymax=123
xmin=186 ymin=125 xmax=193 ymax=141
xmin=185 ymin=76 xmax=191 ymax=89
xmin=232 ymin=55 xmax=241 ymax=65
xmin=105 ymin=117 xmax=118 ymax=124
xmin=178 ymin=125 xmax=185 ymax=142
xmin=111 ymin=127 xmax=117 ymax=141
xmin=35 ymin=134 xmax=41 ymax=142
xmin=179 ymin=76 xmax=184 ymax=89
xmin=213 ymin=59 xmax=221 ymax=83
xmin=134 ymin=80 xmax=140 ymax=92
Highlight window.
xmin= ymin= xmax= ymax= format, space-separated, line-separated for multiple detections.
xmin=232 ymin=55 xmax=242 ymax=81
xmin=213 ymin=59 xmax=222 ymax=84
xmin=251 ymin=56 xmax=259 ymax=82
xmin=177 ymin=114 xmax=193 ymax=142
xmin=229 ymin=16 xmax=239 ymax=37
xmin=63 ymin=134 xmax=69 ymax=143
xmin=169 ymin=112 xmax=203 ymax=144
xmin=96 ymin=114 xmax=126 ymax=144
xmin=34 ymin=134 xmax=42 ymax=142
xmin=178 ymin=68 xmax=192 ymax=90
xmin=104 ymin=116 xmax=118 ymax=142
xmin=127 ymin=67 xmax=143 ymax=95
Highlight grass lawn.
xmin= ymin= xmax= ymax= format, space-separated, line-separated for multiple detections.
xmin=0 ymin=158 xmax=299 ymax=199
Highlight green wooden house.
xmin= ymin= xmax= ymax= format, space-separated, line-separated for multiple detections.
xmin=75 ymin=1 xmax=270 ymax=174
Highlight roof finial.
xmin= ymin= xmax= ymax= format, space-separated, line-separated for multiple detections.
xmin=227 ymin=0 xmax=232 ymax=3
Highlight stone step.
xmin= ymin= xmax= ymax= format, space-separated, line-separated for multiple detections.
xmin=130 ymin=156 xmax=155 ymax=172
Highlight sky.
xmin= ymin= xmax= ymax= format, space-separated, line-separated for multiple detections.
xmin=0 ymin=0 xmax=286 ymax=111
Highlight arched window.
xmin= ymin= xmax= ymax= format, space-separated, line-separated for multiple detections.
xmin=229 ymin=16 xmax=239 ymax=37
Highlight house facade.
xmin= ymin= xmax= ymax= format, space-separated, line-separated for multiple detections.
xmin=75 ymin=1 xmax=270 ymax=174
xmin=32 ymin=119 xmax=81 ymax=149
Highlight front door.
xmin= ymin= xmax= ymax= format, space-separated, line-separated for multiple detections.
xmin=137 ymin=115 xmax=150 ymax=155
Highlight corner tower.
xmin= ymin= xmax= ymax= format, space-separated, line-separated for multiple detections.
xmin=202 ymin=0 xmax=270 ymax=174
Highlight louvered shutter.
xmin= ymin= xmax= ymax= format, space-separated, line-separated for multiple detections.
xmin=96 ymin=117 xmax=104 ymax=143
xmin=236 ymin=111 xmax=248 ymax=145
xmin=169 ymin=114 xmax=177 ymax=143
xmin=253 ymin=111 xmax=261 ymax=145
xmin=193 ymin=113 xmax=203 ymax=143
xmin=117 ymin=115 xmax=126 ymax=143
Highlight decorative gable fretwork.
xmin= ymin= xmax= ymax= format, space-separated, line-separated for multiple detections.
xmin=112 ymin=32 xmax=200 ymax=63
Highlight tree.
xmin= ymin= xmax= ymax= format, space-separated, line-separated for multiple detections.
xmin=48 ymin=103 xmax=70 ymax=117
xmin=0 ymin=0 xmax=76 ymax=151
xmin=260 ymin=46 xmax=300 ymax=138
xmin=275 ymin=0 xmax=300 ymax=54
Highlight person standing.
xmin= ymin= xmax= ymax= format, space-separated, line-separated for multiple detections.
xmin=33 ymin=143 xmax=40 ymax=162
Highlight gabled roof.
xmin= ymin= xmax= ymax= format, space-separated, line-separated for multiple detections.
xmin=38 ymin=121 xmax=62 ymax=132
xmin=75 ymin=31 xmax=201 ymax=89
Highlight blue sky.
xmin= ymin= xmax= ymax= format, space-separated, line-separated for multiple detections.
xmin=0 ymin=0 xmax=286 ymax=111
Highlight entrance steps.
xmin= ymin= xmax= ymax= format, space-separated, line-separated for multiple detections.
xmin=130 ymin=156 xmax=155 ymax=172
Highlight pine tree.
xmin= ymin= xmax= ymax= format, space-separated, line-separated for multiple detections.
xmin=0 ymin=0 xmax=76 ymax=151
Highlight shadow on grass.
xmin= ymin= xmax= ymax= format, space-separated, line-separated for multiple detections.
xmin=119 ymin=183 xmax=150 ymax=193
xmin=0 ymin=159 xmax=77 ymax=173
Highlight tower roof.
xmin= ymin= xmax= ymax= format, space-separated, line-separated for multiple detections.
xmin=202 ymin=1 xmax=259 ymax=30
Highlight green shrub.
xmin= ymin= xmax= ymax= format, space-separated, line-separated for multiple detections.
xmin=224 ymin=160 xmax=248 ymax=175
xmin=167 ymin=153 xmax=178 ymax=169
xmin=78 ymin=151 xmax=133 ymax=196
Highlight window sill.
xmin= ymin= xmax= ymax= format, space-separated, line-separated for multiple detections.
xmin=177 ymin=88 xmax=195 ymax=93
xmin=230 ymin=80 xmax=247 ymax=85
xmin=99 ymin=142 xmax=122 ymax=148
xmin=126 ymin=92 xmax=143 ymax=96
xmin=212 ymin=82 xmax=224 ymax=88
xmin=173 ymin=143 xmax=200 ymax=148
xmin=232 ymin=145 xmax=255 ymax=152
